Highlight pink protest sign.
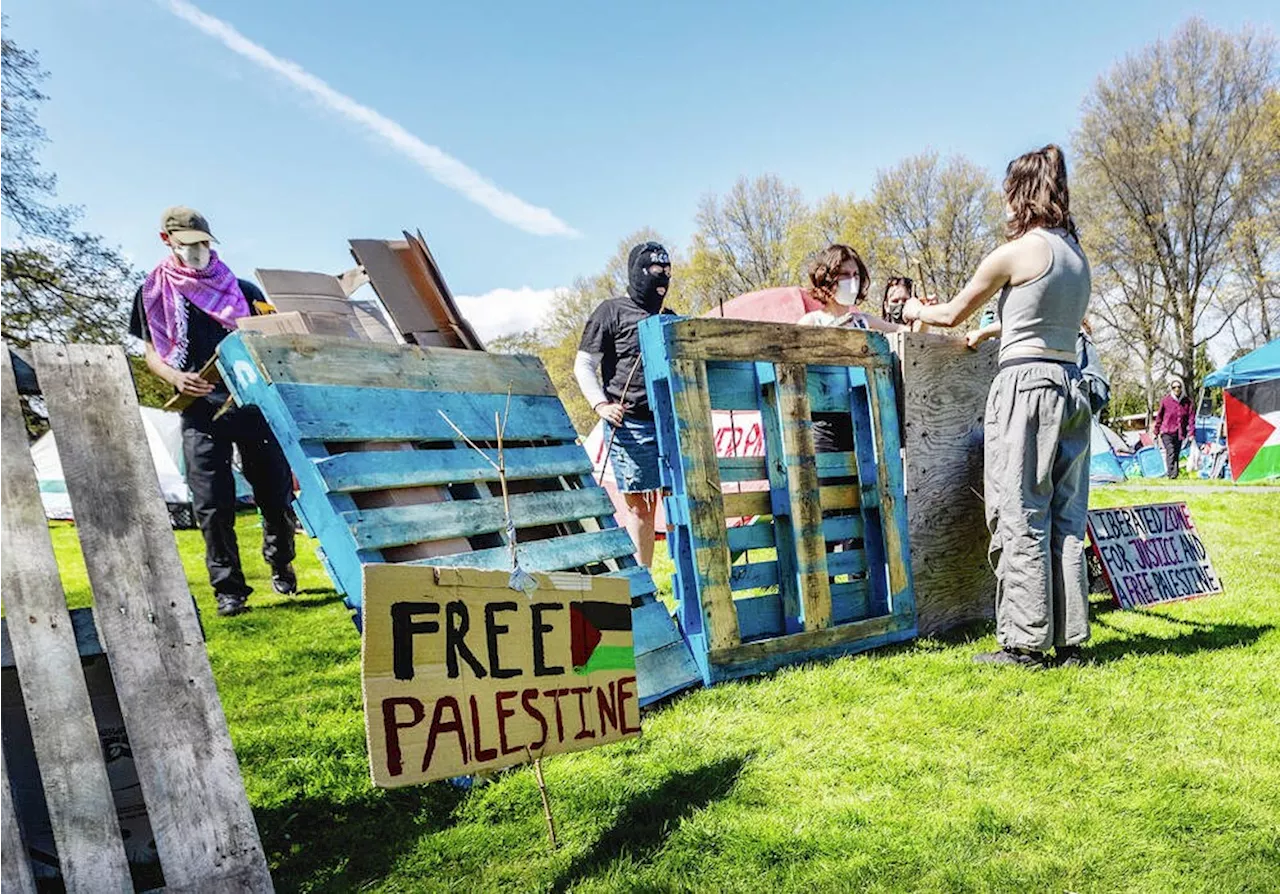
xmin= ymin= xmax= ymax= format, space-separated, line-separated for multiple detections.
xmin=1086 ymin=502 xmax=1224 ymax=610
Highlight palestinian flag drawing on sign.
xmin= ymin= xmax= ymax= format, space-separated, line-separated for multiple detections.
xmin=1225 ymin=381 xmax=1280 ymax=482
xmin=570 ymin=600 xmax=635 ymax=675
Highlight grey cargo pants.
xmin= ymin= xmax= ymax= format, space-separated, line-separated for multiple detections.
xmin=984 ymin=361 xmax=1092 ymax=651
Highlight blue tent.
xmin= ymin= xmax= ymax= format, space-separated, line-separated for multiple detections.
xmin=1203 ymin=339 xmax=1280 ymax=388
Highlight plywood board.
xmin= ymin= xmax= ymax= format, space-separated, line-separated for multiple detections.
xmin=890 ymin=332 xmax=998 ymax=634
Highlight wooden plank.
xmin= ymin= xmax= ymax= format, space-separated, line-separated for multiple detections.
xmin=343 ymin=442 xmax=471 ymax=561
xmin=0 ymin=361 xmax=133 ymax=894
xmin=349 ymin=238 xmax=440 ymax=337
xmin=831 ymin=580 xmax=872 ymax=623
xmin=603 ymin=563 xmax=659 ymax=599
xmin=661 ymin=317 xmax=896 ymax=367
xmin=345 ymin=487 xmax=616 ymax=550
xmin=723 ymin=484 xmax=861 ymax=519
xmin=726 ymin=521 xmax=776 ymax=553
xmin=315 ymin=443 xmax=591 ymax=492
xmin=2 ymin=692 xmax=38 ymax=894
xmin=401 ymin=231 xmax=484 ymax=350
xmin=864 ymin=364 xmax=918 ymax=622
xmin=729 ymin=560 xmax=778 ymax=591
xmin=709 ymin=612 xmax=912 ymax=667
xmin=891 ymin=333 xmax=998 ymax=634
xmin=276 ymin=383 xmax=576 ymax=442
xmin=822 ymin=515 xmax=863 ymax=544
xmin=777 ymin=362 xmax=832 ymax=631
xmin=752 ymin=361 xmax=803 ymax=633
xmin=34 ymin=344 xmax=273 ymax=892
xmin=409 ymin=527 xmax=636 ymax=573
xmin=237 ymin=333 xmax=554 ymax=395
xmin=718 ymin=451 xmax=858 ymax=483
xmin=847 ymin=367 xmax=891 ymax=617
xmin=670 ymin=358 xmax=738 ymax=652
xmin=827 ymin=549 xmax=868 ymax=578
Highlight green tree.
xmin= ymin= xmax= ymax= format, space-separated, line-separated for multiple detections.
xmin=684 ymin=175 xmax=808 ymax=312
xmin=1 ymin=22 xmax=138 ymax=353
xmin=870 ymin=152 xmax=1003 ymax=306
xmin=1074 ymin=18 xmax=1278 ymax=395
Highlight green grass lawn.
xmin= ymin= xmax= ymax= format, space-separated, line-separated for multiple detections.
xmin=47 ymin=487 xmax=1280 ymax=893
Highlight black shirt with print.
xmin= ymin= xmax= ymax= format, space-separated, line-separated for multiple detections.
xmin=578 ymin=296 xmax=673 ymax=420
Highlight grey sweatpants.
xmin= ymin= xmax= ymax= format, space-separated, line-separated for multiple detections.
xmin=984 ymin=362 xmax=1092 ymax=651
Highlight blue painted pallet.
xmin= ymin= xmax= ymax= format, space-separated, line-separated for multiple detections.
xmin=215 ymin=332 xmax=700 ymax=705
xmin=638 ymin=316 xmax=917 ymax=685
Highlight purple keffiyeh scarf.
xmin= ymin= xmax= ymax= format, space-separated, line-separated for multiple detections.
xmin=141 ymin=250 xmax=249 ymax=367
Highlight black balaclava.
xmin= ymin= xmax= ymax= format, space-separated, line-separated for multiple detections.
xmin=626 ymin=241 xmax=671 ymax=313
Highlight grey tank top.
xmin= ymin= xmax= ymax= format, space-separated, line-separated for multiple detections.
xmin=997 ymin=227 xmax=1091 ymax=364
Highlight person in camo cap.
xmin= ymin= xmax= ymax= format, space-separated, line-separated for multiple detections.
xmin=130 ymin=206 xmax=297 ymax=616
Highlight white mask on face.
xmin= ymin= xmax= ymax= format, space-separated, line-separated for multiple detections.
xmin=834 ymin=276 xmax=860 ymax=306
xmin=173 ymin=242 xmax=211 ymax=271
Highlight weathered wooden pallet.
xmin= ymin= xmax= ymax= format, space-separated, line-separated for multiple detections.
xmin=1 ymin=345 xmax=272 ymax=892
xmin=214 ymin=332 xmax=701 ymax=705
xmin=639 ymin=316 xmax=918 ymax=685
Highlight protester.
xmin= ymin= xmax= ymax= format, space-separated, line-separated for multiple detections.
xmin=131 ymin=206 xmax=297 ymax=616
xmin=574 ymin=241 xmax=673 ymax=567
xmin=882 ymin=276 xmax=930 ymax=332
xmin=1152 ymin=376 xmax=1194 ymax=479
xmin=902 ymin=144 xmax=1092 ymax=668
xmin=796 ymin=245 xmax=903 ymax=333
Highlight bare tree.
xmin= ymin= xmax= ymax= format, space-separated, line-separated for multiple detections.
xmin=684 ymin=175 xmax=808 ymax=311
xmin=1074 ymin=19 xmax=1278 ymax=393
xmin=1 ymin=23 xmax=138 ymax=352
xmin=870 ymin=152 xmax=1003 ymax=303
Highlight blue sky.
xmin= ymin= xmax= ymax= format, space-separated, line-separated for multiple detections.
xmin=4 ymin=0 xmax=1276 ymax=339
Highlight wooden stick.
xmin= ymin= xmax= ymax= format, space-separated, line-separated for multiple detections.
xmin=525 ymin=748 xmax=558 ymax=849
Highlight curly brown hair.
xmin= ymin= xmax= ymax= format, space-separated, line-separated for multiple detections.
xmin=1003 ymin=144 xmax=1078 ymax=241
xmin=807 ymin=244 xmax=870 ymax=304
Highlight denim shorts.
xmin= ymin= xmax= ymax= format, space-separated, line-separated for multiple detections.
xmin=606 ymin=416 xmax=662 ymax=493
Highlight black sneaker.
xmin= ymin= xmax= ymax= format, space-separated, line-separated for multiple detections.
xmin=1054 ymin=646 xmax=1086 ymax=667
xmin=216 ymin=594 xmax=250 ymax=617
xmin=973 ymin=646 xmax=1047 ymax=669
xmin=272 ymin=565 xmax=297 ymax=595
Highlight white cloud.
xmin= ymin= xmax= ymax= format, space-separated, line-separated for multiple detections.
xmin=162 ymin=0 xmax=580 ymax=238
xmin=453 ymin=286 xmax=567 ymax=342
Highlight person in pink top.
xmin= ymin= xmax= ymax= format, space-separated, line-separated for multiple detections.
xmin=1152 ymin=376 xmax=1194 ymax=478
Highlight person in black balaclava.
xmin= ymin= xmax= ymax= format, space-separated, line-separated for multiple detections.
xmin=574 ymin=241 xmax=673 ymax=566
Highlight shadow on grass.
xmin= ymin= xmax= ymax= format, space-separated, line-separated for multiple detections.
xmin=254 ymin=784 xmax=467 ymax=892
xmin=265 ymin=589 xmax=347 ymax=611
xmin=550 ymin=753 xmax=750 ymax=892
xmin=1086 ymin=608 xmax=1272 ymax=663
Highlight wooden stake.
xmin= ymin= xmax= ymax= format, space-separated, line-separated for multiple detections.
xmin=526 ymin=747 xmax=558 ymax=849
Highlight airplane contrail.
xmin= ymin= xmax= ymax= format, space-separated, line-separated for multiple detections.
xmin=163 ymin=0 xmax=580 ymax=238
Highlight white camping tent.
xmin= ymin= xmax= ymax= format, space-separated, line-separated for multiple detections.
xmin=30 ymin=406 xmax=251 ymax=521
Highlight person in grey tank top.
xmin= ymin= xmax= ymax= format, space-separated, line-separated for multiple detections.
xmin=901 ymin=144 xmax=1093 ymax=668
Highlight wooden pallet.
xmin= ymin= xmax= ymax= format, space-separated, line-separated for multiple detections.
xmin=638 ymin=316 xmax=918 ymax=685
xmin=1 ymin=346 xmax=272 ymax=893
xmin=214 ymin=332 xmax=700 ymax=705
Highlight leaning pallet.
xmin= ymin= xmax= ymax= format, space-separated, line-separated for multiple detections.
xmin=1 ymin=346 xmax=272 ymax=892
xmin=214 ymin=332 xmax=701 ymax=705
xmin=638 ymin=316 xmax=918 ymax=685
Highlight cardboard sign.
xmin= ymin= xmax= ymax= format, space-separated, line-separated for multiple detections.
xmin=1086 ymin=502 xmax=1224 ymax=609
xmin=361 ymin=565 xmax=641 ymax=787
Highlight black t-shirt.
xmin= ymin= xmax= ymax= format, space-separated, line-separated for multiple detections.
xmin=130 ymin=278 xmax=265 ymax=414
xmin=578 ymin=296 xmax=672 ymax=419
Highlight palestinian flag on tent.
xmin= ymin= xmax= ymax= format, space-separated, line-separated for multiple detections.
xmin=1224 ymin=381 xmax=1280 ymax=482
xmin=570 ymin=600 xmax=635 ymax=675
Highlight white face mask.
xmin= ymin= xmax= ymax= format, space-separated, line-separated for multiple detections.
xmin=834 ymin=276 xmax=860 ymax=306
xmin=173 ymin=242 xmax=211 ymax=271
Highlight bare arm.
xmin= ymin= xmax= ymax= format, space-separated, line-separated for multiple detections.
xmin=143 ymin=341 xmax=213 ymax=396
xmin=908 ymin=244 xmax=1016 ymax=328
xmin=966 ymin=321 xmax=1001 ymax=349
